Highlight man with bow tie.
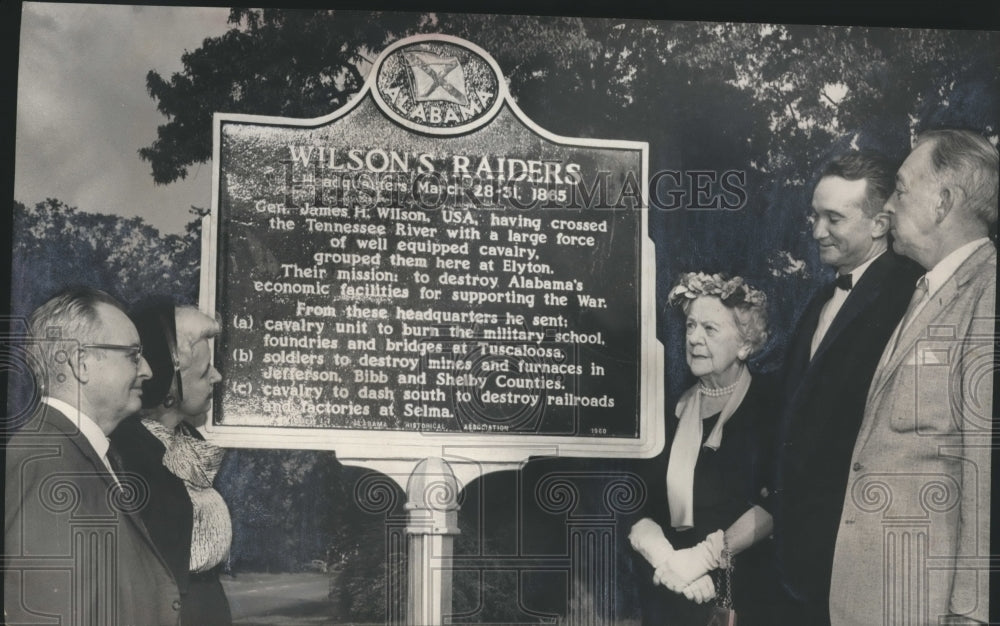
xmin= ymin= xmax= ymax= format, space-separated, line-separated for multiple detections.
xmin=4 ymin=287 xmax=182 ymax=625
xmin=830 ymin=130 xmax=996 ymax=625
xmin=769 ymin=151 xmax=922 ymax=624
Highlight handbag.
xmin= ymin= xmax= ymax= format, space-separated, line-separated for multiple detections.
xmin=706 ymin=547 xmax=736 ymax=626
xmin=707 ymin=606 xmax=736 ymax=626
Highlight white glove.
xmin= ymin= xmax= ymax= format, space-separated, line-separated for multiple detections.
xmin=628 ymin=518 xmax=675 ymax=568
xmin=653 ymin=529 xmax=724 ymax=592
xmin=681 ymin=574 xmax=716 ymax=604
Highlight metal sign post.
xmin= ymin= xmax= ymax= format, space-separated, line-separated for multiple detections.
xmin=203 ymin=33 xmax=659 ymax=623
xmin=404 ymin=457 xmax=460 ymax=626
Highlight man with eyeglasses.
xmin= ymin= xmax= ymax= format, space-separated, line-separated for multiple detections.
xmin=5 ymin=287 xmax=182 ymax=625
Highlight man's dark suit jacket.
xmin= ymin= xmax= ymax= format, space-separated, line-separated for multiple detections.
xmin=770 ymin=251 xmax=922 ymax=608
xmin=4 ymin=404 xmax=181 ymax=625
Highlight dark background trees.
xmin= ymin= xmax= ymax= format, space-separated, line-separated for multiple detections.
xmin=137 ymin=12 xmax=998 ymax=394
xmin=11 ymin=199 xmax=202 ymax=314
xmin=139 ymin=9 xmax=431 ymax=185
xmin=11 ymin=8 xmax=998 ymax=623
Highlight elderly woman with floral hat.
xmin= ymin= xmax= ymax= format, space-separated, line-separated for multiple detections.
xmin=629 ymin=272 xmax=777 ymax=626
xmin=110 ymin=296 xmax=232 ymax=625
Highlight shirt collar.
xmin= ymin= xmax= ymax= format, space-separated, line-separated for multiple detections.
xmin=837 ymin=250 xmax=883 ymax=288
xmin=924 ymin=238 xmax=990 ymax=297
xmin=42 ymin=396 xmax=110 ymax=459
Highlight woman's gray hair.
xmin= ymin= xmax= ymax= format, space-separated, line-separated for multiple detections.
xmin=668 ymin=272 xmax=770 ymax=357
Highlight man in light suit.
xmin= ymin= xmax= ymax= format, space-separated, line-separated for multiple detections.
xmin=831 ymin=129 xmax=997 ymax=625
xmin=770 ymin=151 xmax=922 ymax=625
xmin=4 ymin=287 xmax=182 ymax=625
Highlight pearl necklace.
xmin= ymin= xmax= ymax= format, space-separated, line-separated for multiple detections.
xmin=699 ymin=380 xmax=738 ymax=397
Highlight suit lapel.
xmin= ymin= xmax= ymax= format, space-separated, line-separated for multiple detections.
xmin=43 ymin=405 xmax=175 ymax=579
xmin=861 ymin=243 xmax=996 ymax=446
xmin=783 ymin=287 xmax=829 ymax=398
xmin=875 ymin=278 xmax=960 ymax=380
xmin=810 ymin=254 xmax=892 ymax=364
xmin=870 ymin=244 xmax=993 ymax=399
xmin=789 ymin=254 xmax=894 ymax=409
xmin=42 ymin=406 xmax=119 ymax=489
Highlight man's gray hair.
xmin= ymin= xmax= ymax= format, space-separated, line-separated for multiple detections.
xmin=28 ymin=287 xmax=125 ymax=382
xmin=916 ymin=129 xmax=999 ymax=229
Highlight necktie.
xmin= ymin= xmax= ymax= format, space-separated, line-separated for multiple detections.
xmin=900 ymin=276 xmax=929 ymax=331
xmin=889 ymin=275 xmax=929 ymax=357
xmin=105 ymin=446 xmax=125 ymax=486
xmin=835 ymin=273 xmax=852 ymax=290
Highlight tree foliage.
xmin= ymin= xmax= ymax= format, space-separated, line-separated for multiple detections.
xmin=217 ymin=450 xmax=393 ymax=574
xmin=139 ymin=12 xmax=998 ymax=215
xmin=10 ymin=199 xmax=202 ymax=316
xmin=140 ymin=9 xmax=431 ymax=184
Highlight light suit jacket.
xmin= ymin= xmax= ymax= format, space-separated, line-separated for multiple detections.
xmin=4 ymin=404 xmax=182 ymax=625
xmin=830 ymin=242 xmax=995 ymax=625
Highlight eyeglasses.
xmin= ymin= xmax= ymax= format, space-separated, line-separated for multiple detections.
xmin=81 ymin=343 xmax=144 ymax=366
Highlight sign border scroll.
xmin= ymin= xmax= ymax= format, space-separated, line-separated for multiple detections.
xmin=199 ymin=34 xmax=663 ymax=464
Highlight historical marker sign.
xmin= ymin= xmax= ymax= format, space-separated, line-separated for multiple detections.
xmin=202 ymin=35 xmax=662 ymax=461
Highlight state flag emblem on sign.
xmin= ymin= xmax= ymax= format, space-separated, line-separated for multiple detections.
xmin=403 ymin=50 xmax=469 ymax=107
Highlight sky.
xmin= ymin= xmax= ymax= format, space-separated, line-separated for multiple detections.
xmin=15 ymin=3 xmax=232 ymax=235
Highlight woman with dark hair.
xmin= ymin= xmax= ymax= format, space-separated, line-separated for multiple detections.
xmin=110 ymin=297 xmax=232 ymax=625
xmin=629 ymin=272 xmax=777 ymax=626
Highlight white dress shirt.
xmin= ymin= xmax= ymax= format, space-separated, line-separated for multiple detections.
xmin=810 ymin=252 xmax=883 ymax=359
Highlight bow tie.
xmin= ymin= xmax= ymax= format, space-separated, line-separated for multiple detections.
xmin=835 ymin=274 xmax=853 ymax=291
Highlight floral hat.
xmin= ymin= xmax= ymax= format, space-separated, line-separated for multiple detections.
xmin=667 ymin=272 xmax=767 ymax=309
